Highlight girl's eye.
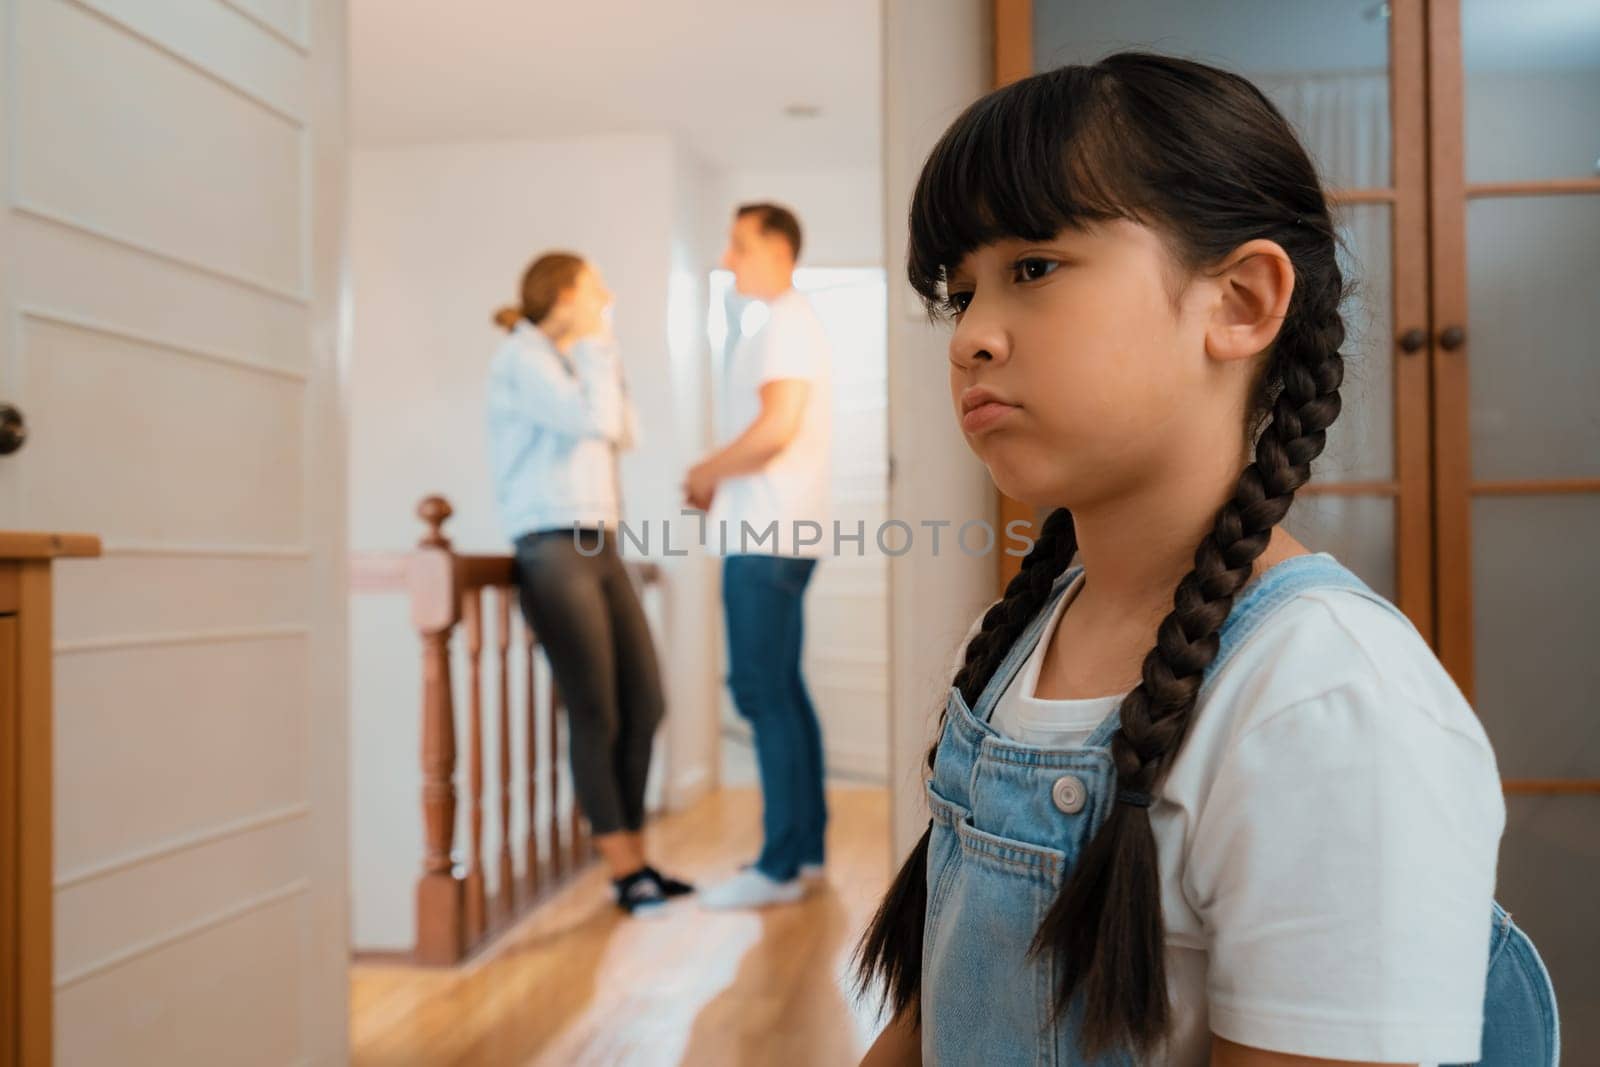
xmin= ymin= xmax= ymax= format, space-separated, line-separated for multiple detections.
xmin=1014 ymin=257 xmax=1058 ymax=282
xmin=941 ymin=291 xmax=973 ymax=318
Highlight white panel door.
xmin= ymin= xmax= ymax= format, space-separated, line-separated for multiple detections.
xmin=0 ymin=0 xmax=349 ymax=1063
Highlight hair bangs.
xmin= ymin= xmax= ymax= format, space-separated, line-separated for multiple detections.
xmin=906 ymin=65 xmax=1147 ymax=312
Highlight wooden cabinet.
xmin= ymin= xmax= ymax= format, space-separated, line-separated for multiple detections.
xmin=1 ymin=533 xmax=99 ymax=1067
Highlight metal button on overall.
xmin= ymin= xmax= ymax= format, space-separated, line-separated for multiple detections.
xmin=1051 ymin=774 xmax=1087 ymax=815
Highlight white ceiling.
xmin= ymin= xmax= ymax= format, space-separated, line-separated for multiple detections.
xmin=349 ymin=0 xmax=883 ymax=172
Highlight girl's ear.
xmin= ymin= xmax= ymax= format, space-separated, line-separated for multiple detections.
xmin=1203 ymin=239 xmax=1296 ymax=364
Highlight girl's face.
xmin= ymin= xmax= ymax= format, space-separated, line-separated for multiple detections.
xmin=945 ymin=220 xmax=1246 ymax=511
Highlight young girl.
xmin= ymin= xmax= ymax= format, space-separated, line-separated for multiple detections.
xmin=856 ymin=54 xmax=1556 ymax=1066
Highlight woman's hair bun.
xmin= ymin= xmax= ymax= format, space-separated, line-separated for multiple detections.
xmin=492 ymin=306 xmax=522 ymax=331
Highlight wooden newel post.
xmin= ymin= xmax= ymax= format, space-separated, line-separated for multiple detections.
xmin=411 ymin=495 xmax=464 ymax=965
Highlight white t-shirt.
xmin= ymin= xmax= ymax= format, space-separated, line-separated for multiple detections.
xmin=952 ymin=564 xmax=1505 ymax=1065
xmin=709 ymin=289 xmax=833 ymax=557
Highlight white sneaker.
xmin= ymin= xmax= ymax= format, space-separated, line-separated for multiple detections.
xmin=698 ymin=869 xmax=805 ymax=911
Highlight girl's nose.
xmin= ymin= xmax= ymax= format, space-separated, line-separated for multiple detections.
xmin=948 ymin=295 xmax=1010 ymax=369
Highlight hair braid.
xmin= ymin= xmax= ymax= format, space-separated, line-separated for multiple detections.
xmin=854 ymin=507 xmax=1079 ymax=1018
xmin=951 ymin=507 xmax=1080 ymax=732
xmin=1036 ymin=250 xmax=1347 ymax=1058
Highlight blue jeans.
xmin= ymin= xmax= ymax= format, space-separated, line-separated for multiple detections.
xmin=721 ymin=554 xmax=826 ymax=881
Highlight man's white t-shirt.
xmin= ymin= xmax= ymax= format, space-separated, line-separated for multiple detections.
xmin=951 ymin=561 xmax=1505 ymax=1065
xmin=709 ymin=289 xmax=833 ymax=557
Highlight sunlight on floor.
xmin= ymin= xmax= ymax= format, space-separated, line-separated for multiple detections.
xmin=529 ymin=910 xmax=764 ymax=1066
xmin=351 ymin=786 xmax=891 ymax=1066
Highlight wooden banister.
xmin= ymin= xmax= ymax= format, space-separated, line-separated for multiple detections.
xmin=2 ymin=530 xmax=100 ymax=1067
xmin=351 ymin=496 xmax=657 ymax=965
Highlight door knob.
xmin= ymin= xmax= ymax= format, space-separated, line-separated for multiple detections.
xmin=0 ymin=403 xmax=25 ymax=455
xmin=1398 ymin=327 xmax=1427 ymax=354
xmin=1439 ymin=325 xmax=1467 ymax=351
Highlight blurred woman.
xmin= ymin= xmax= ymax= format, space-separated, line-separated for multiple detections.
xmin=487 ymin=252 xmax=690 ymax=916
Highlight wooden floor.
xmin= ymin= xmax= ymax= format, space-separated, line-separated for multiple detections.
xmin=350 ymin=786 xmax=891 ymax=1066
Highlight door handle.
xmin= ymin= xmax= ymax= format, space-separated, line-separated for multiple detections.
xmin=1398 ymin=327 xmax=1428 ymax=354
xmin=1439 ymin=325 xmax=1467 ymax=351
xmin=0 ymin=403 xmax=25 ymax=455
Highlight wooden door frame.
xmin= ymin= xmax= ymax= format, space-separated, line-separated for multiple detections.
xmin=993 ymin=1 xmax=1037 ymax=593
xmin=990 ymin=0 xmax=1437 ymax=641
xmin=1426 ymin=0 xmax=1474 ymax=693
xmin=1390 ymin=0 xmax=1435 ymax=642
xmin=994 ymin=0 xmax=1032 ymax=90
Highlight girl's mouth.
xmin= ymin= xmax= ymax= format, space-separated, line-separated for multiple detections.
xmin=961 ymin=401 xmax=1020 ymax=434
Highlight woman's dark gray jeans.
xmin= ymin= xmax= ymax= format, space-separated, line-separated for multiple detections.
xmin=514 ymin=527 xmax=664 ymax=835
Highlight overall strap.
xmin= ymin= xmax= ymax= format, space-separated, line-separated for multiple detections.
xmin=1210 ymin=553 xmax=1411 ymax=678
xmin=1083 ymin=554 xmax=1409 ymax=747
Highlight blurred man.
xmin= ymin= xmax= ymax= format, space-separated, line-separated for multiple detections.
xmin=685 ymin=203 xmax=834 ymax=909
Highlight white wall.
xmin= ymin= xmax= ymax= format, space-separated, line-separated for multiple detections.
xmin=662 ymin=139 xmax=724 ymax=810
xmin=347 ymin=133 xmax=719 ymax=949
xmin=883 ymin=0 xmax=997 ymax=858
xmin=349 ymin=133 xmax=679 ymax=554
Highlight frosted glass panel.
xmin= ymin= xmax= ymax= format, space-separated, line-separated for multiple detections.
xmin=1032 ymin=0 xmax=1391 ymax=189
xmin=1496 ymin=795 xmax=1600 ymax=1065
xmin=1324 ymin=205 xmax=1393 ymax=481
xmin=1283 ymin=495 xmax=1394 ymax=600
xmin=1463 ymin=0 xmax=1600 ymax=183
xmin=1467 ymin=197 xmax=1600 ymax=481
xmin=1472 ymin=496 xmax=1600 ymax=779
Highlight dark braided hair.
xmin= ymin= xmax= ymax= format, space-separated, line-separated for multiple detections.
xmin=854 ymin=53 xmax=1348 ymax=1059
xmin=854 ymin=508 xmax=1079 ymax=1018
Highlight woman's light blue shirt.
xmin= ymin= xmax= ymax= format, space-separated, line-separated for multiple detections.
xmin=485 ymin=322 xmax=637 ymax=540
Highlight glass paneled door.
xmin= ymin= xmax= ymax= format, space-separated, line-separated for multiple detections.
xmin=999 ymin=0 xmax=1600 ymax=1057
xmin=1431 ymin=0 xmax=1600 ymax=1058
xmin=1001 ymin=1 xmax=1435 ymax=632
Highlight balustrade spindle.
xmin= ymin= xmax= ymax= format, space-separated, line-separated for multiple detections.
xmin=462 ymin=587 xmax=487 ymax=944
xmin=524 ymin=620 xmax=540 ymax=898
xmin=496 ymin=586 xmax=515 ymax=915
xmin=548 ymin=685 xmax=563 ymax=879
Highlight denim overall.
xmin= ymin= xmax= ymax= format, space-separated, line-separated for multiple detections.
xmin=922 ymin=554 xmax=1559 ymax=1066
